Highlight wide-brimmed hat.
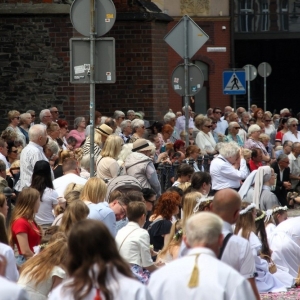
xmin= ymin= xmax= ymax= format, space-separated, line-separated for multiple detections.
xmin=132 ymin=139 xmax=153 ymax=152
xmin=96 ymin=124 xmax=113 ymax=137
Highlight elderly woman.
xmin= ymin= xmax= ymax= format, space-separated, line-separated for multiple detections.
xmin=244 ymin=124 xmax=270 ymax=163
xmin=195 ymin=116 xmax=217 ymax=155
xmin=47 ymin=122 xmax=60 ymax=145
xmin=119 ymin=119 xmax=132 ymax=143
xmin=68 ymin=117 xmax=86 ymax=149
xmin=282 ymin=117 xmax=300 ymax=143
xmin=224 ymin=122 xmax=244 ymax=147
xmin=19 ymin=113 xmax=32 ymax=144
xmin=259 ymin=133 xmax=275 ymax=163
xmin=44 ymin=140 xmax=59 ymax=167
xmin=113 ymin=110 xmax=126 ymax=134
xmin=129 ymin=119 xmax=145 ymax=143
xmin=125 ymin=139 xmax=161 ymax=196
xmin=210 ymin=141 xmax=248 ymax=192
xmin=6 ymin=110 xmax=26 ymax=147
xmin=239 ymin=111 xmax=250 ymax=133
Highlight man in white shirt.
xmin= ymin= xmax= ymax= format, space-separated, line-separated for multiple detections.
xmin=210 ymin=141 xmax=248 ymax=192
xmin=213 ymin=107 xmax=228 ymax=135
xmin=50 ymin=107 xmax=59 ymax=122
xmin=212 ymin=188 xmax=260 ymax=300
xmin=175 ymin=105 xmax=194 ymax=135
xmin=288 ymin=142 xmax=300 ymax=190
xmin=0 ymin=138 xmax=9 ymax=170
xmin=15 ymin=125 xmax=49 ymax=192
xmin=148 ymin=212 xmax=255 ymax=300
xmin=53 ymin=158 xmax=87 ymax=196
xmin=39 ymin=109 xmax=53 ymax=127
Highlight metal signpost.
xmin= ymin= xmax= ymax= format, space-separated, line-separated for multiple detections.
xmin=243 ymin=64 xmax=257 ymax=112
xmin=70 ymin=0 xmax=116 ymax=176
xmin=258 ymin=62 xmax=272 ymax=112
xmin=165 ymin=15 xmax=209 ymax=146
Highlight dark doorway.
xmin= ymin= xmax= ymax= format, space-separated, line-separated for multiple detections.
xmin=234 ymin=39 xmax=300 ymax=115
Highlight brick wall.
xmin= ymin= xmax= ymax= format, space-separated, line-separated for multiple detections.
xmin=167 ymin=18 xmax=231 ymax=114
xmin=95 ymin=20 xmax=170 ymax=123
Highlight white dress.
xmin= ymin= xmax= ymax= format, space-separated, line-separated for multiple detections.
xmin=238 ymin=230 xmax=287 ymax=293
xmin=18 ymin=266 xmax=65 ymax=300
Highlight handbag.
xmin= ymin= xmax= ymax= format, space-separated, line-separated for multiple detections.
xmin=260 ymin=254 xmax=277 ymax=274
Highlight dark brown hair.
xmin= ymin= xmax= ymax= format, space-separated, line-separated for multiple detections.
xmin=127 ymin=202 xmax=147 ymax=222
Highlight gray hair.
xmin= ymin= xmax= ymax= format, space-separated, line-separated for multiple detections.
xmin=117 ymin=143 xmax=133 ymax=163
xmin=80 ymin=154 xmax=95 ymax=172
xmin=277 ymin=153 xmax=288 ymax=163
xmin=182 ymin=105 xmax=192 ymax=112
xmin=248 ymin=124 xmax=261 ymax=135
xmin=241 ymin=111 xmax=250 ymax=118
xmin=29 ymin=124 xmax=47 ymax=142
xmin=218 ymin=141 xmax=240 ymax=158
xmin=186 ymin=212 xmax=223 ymax=247
xmin=39 ymin=109 xmax=50 ymax=121
xmin=0 ymin=159 xmax=6 ymax=171
xmin=127 ymin=110 xmax=135 ymax=115
xmin=120 ymin=120 xmax=131 ymax=132
xmin=113 ymin=110 xmax=125 ymax=119
xmin=280 ymin=108 xmax=290 ymax=115
xmin=292 ymin=142 xmax=300 ymax=151
xmin=26 ymin=110 xmax=35 ymax=115
xmin=164 ymin=112 xmax=176 ymax=123
xmin=228 ymin=122 xmax=239 ymax=131
xmin=74 ymin=117 xmax=85 ymax=129
xmin=287 ymin=118 xmax=298 ymax=126
xmin=20 ymin=113 xmax=31 ymax=124
xmin=46 ymin=140 xmax=59 ymax=155
xmin=131 ymin=119 xmax=144 ymax=131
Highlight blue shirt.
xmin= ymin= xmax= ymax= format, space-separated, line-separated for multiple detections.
xmin=87 ymin=202 xmax=116 ymax=237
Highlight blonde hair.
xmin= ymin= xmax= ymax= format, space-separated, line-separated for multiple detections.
xmin=46 ymin=122 xmax=59 ymax=135
xmin=194 ymin=115 xmax=210 ymax=130
xmin=8 ymin=188 xmax=41 ymax=246
xmin=54 ymin=190 xmax=81 ymax=217
xmin=80 ymin=177 xmax=107 ymax=204
xmin=177 ymin=182 xmax=191 ymax=192
xmin=8 ymin=110 xmax=20 ymax=122
xmin=64 ymin=183 xmax=84 ymax=197
xmin=259 ymin=133 xmax=270 ymax=142
xmin=94 ymin=129 xmax=103 ymax=146
xmin=58 ymin=150 xmax=71 ymax=165
xmin=100 ymin=135 xmax=123 ymax=159
xmin=157 ymin=219 xmax=183 ymax=261
xmin=58 ymin=200 xmax=89 ymax=235
xmin=20 ymin=233 xmax=68 ymax=286
xmin=242 ymin=148 xmax=252 ymax=157
xmin=74 ymin=148 xmax=83 ymax=162
xmin=182 ymin=192 xmax=203 ymax=229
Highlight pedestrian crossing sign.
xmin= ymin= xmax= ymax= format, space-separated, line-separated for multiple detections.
xmin=223 ymin=70 xmax=246 ymax=95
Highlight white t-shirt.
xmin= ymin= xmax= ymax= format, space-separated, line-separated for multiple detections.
xmin=35 ymin=188 xmax=59 ymax=225
xmin=0 ymin=276 xmax=28 ymax=300
xmin=0 ymin=242 xmax=19 ymax=282
xmin=53 ymin=173 xmax=87 ymax=197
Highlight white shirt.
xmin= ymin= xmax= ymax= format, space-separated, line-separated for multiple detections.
xmin=0 ymin=242 xmax=19 ymax=282
xmin=116 ymin=222 xmax=153 ymax=268
xmin=148 ymin=247 xmax=255 ymax=300
xmin=288 ymin=152 xmax=300 ymax=189
xmin=35 ymin=188 xmax=58 ymax=225
xmin=49 ymin=266 xmax=152 ymax=300
xmin=282 ymin=130 xmax=300 ymax=144
xmin=175 ymin=116 xmax=194 ymax=134
xmin=210 ymin=155 xmax=248 ymax=190
xmin=195 ymin=131 xmax=216 ymax=154
xmin=0 ymin=153 xmax=9 ymax=170
xmin=214 ymin=119 xmax=228 ymax=135
xmin=221 ymin=222 xmax=256 ymax=279
xmin=53 ymin=173 xmax=87 ymax=197
xmin=0 ymin=276 xmax=29 ymax=300
xmin=15 ymin=142 xmax=51 ymax=192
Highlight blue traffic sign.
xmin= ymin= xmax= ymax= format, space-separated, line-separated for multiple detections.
xmin=223 ymin=70 xmax=246 ymax=95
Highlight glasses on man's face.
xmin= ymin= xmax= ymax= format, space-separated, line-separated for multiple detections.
xmin=215 ymin=111 xmax=222 ymax=114
xmin=118 ymin=201 xmax=127 ymax=217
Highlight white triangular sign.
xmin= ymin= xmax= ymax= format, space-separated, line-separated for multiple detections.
xmin=224 ymin=72 xmax=245 ymax=91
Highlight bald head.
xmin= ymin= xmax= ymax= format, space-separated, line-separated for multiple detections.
xmin=211 ymin=189 xmax=241 ymax=224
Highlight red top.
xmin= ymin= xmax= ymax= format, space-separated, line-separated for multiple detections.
xmin=249 ymin=159 xmax=262 ymax=172
xmin=275 ymin=131 xmax=284 ymax=143
xmin=12 ymin=218 xmax=41 ymax=254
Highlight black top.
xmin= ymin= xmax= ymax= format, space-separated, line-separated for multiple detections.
xmin=53 ymin=165 xmax=63 ymax=179
xmin=148 ymin=219 xmax=172 ymax=251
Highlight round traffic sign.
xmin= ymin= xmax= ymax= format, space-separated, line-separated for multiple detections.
xmin=70 ymin=0 xmax=116 ymax=37
xmin=171 ymin=64 xmax=204 ymax=96
xmin=258 ymin=62 xmax=272 ymax=78
xmin=243 ymin=64 xmax=257 ymax=81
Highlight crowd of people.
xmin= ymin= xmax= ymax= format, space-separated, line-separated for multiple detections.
xmin=1 ymin=105 xmax=300 ymax=299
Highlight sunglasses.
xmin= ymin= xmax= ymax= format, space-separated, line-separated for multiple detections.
xmin=31 ymin=115 xmax=35 ymax=117
xmin=14 ymin=117 xmax=20 ymax=120
xmin=214 ymin=111 xmax=222 ymax=114
xmin=234 ymin=127 xmax=240 ymax=130
xmin=291 ymin=124 xmax=298 ymax=127
xmin=204 ymin=125 xmax=212 ymax=128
